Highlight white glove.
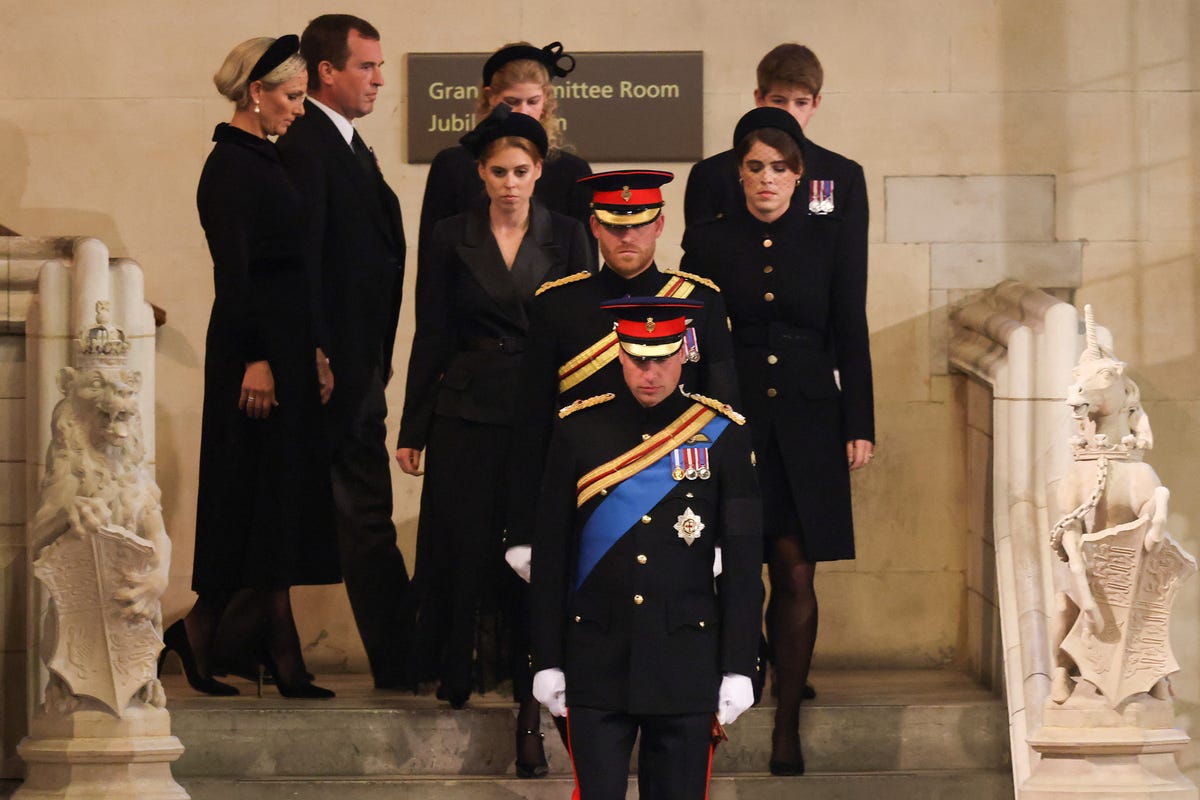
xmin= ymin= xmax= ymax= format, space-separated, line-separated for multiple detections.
xmin=505 ymin=545 xmax=532 ymax=583
xmin=712 ymin=546 xmax=723 ymax=578
xmin=533 ymin=668 xmax=567 ymax=717
xmin=716 ymin=673 xmax=754 ymax=725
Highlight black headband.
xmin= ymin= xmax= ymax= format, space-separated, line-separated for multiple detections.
xmin=482 ymin=41 xmax=576 ymax=86
xmin=248 ymin=34 xmax=300 ymax=83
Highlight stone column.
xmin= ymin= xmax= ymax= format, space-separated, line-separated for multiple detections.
xmin=15 ymin=238 xmax=186 ymax=799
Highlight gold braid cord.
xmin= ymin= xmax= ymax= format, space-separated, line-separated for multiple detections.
xmin=558 ymin=393 xmax=615 ymax=419
xmin=680 ymin=390 xmax=745 ymax=426
xmin=660 ymin=268 xmax=721 ymax=293
xmin=535 ymin=271 xmax=591 ymax=297
xmin=1050 ymin=455 xmax=1110 ymax=561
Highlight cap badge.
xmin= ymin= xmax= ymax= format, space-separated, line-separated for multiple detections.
xmin=621 ymin=186 xmax=632 ymax=202
xmin=674 ymin=507 xmax=704 ymax=545
xmin=644 ymin=317 xmax=656 ymax=333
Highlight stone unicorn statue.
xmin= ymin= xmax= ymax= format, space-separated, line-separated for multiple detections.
xmin=1048 ymin=305 xmax=1194 ymax=706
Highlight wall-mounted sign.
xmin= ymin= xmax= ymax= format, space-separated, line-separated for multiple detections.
xmin=407 ymin=51 xmax=702 ymax=163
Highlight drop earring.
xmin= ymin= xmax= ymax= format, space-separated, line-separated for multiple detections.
xmin=254 ymin=103 xmax=260 ymax=114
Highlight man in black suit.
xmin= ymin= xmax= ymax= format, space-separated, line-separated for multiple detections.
xmin=530 ymin=296 xmax=762 ymax=800
xmin=277 ymin=14 xmax=409 ymax=688
xmin=683 ymin=43 xmax=868 ymax=287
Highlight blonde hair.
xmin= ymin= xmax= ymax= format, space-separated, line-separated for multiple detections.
xmin=474 ymin=44 xmax=562 ymax=151
xmin=214 ymin=37 xmax=307 ymax=110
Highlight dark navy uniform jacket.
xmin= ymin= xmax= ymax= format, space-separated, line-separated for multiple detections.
xmin=506 ymin=265 xmax=740 ymax=547
xmin=530 ymin=388 xmax=763 ymax=715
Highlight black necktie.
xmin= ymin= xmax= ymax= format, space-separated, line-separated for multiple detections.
xmin=351 ymin=131 xmax=376 ymax=177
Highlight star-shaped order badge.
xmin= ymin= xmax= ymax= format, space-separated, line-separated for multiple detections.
xmin=674 ymin=507 xmax=704 ymax=546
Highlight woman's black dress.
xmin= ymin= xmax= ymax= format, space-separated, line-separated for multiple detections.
xmin=193 ymin=123 xmax=338 ymax=591
xmin=398 ymin=202 xmax=590 ymax=694
xmin=681 ymin=204 xmax=874 ymax=561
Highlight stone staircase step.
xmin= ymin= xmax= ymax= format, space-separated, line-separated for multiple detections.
xmin=180 ymin=770 xmax=1014 ymax=799
xmin=164 ymin=669 xmax=1010 ymax=779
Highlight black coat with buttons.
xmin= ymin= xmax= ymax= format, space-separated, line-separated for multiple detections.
xmin=530 ymin=388 xmax=764 ymax=715
xmin=680 ymin=203 xmax=873 ymax=561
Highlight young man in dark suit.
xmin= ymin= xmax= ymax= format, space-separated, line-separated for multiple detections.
xmin=276 ymin=13 xmax=410 ymax=688
xmin=683 ymin=43 xmax=868 ymax=287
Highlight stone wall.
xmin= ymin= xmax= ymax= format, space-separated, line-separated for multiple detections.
xmin=1 ymin=0 xmax=1196 ymax=781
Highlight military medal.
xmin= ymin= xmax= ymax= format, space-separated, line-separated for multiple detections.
xmin=671 ymin=447 xmax=686 ymax=481
xmin=681 ymin=326 xmax=700 ymax=363
xmin=674 ymin=507 xmax=704 ymax=545
xmin=809 ymin=180 xmax=834 ymax=215
xmin=697 ymin=447 xmax=711 ymax=480
xmin=684 ymin=447 xmax=698 ymax=480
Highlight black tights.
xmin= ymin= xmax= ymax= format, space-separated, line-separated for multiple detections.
xmin=766 ymin=534 xmax=817 ymax=763
xmin=185 ymin=587 xmax=311 ymax=685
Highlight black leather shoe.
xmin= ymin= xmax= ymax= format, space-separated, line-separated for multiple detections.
xmin=769 ymin=755 xmax=805 ymax=776
xmin=515 ymin=729 xmax=548 ymax=778
xmin=159 ymin=621 xmax=238 ymax=696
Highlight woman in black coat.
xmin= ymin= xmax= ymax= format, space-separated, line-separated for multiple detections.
xmin=177 ymin=35 xmax=338 ymax=698
xmin=680 ymin=107 xmax=875 ymax=774
xmin=418 ymin=41 xmax=594 ymax=265
xmin=396 ymin=106 xmax=591 ymax=775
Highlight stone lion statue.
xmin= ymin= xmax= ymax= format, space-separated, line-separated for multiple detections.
xmin=31 ymin=303 xmax=171 ymax=714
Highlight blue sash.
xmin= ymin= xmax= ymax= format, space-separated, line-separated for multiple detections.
xmin=575 ymin=415 xmax=729 ymax=590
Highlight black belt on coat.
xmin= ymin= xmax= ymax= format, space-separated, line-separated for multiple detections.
xmin=733 ymin=323 xmax=823 ymax=350
xmin=461 ymin=336 xmax=526 ymax=353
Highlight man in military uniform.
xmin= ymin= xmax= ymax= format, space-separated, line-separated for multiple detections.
xmin=505 ymin=170 xmax=739 ymax=573
xmin=530 ymin=297 xmax=762 ymax=800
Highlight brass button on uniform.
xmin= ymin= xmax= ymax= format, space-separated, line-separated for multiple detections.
xmin=764 ymin=292 xmax=776 ymax=302
xmin=767 ymin=388 xmax=778 ymax=398
xmin=600 ymin=489 xmax=608 ymax=496
xmin=633 ymin=594 xmax=644 ymax=605
xmin=574 ymin=615 xmax=582 ymax=623
xmin=767 ymin=354 xmax=778 ymax=365
xmin=641 ymin=515 xmax=652 ymax=524
xmin=637 ymin=554 xmax=648 ymax=565
xmin=641 ymin=433 xmax=651 ymax=441
xmin=698 ymin=621 xmax=706 ymax=628
xmin=763 ymin=238 xmax=773 ymax=248
xmin=763 ymin=265 xmax=774 ymax=274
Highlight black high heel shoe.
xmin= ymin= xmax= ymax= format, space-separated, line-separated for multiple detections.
xmin=515 ymin=729 xmax=549 ymax=779
xmin=436 ymin=682 xmax=469 ymax=710
xmin=262 ymin=653 xmax=335 ymax=699
xmin=159 ymin=620 xmax=238 ymax=696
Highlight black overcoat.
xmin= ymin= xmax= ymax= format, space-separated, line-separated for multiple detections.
xmin=530 ymin=389 xmax=764 ymax=714
xmin=276 ymin=100 xmax=406 ymax=442
xmin=193 ymin=123 xmax=337 ymax=591
xmin=683 ymin=137 xmax=869 ymax=300
xmin=395 ymin=202 xmax=590 ymax=688
xmin=681 ymin=205 xmax=874 ymax=561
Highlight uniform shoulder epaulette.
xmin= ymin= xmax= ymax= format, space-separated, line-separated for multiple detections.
xmin=535 ymin=270 xmax=591 ymax=296
xmin=685 ymin=392 xmax=746 ymax=425
xmin=558 ymin=393 xmax=615 ymax=419
xmin=661 ymin=268 xmax=721 ymax=293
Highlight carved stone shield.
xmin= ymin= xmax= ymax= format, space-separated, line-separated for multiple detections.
xmin=33 ymin=525 xmax=161 ymax=716
xmin=1062 ymin=519 xmax=1197 ymax=705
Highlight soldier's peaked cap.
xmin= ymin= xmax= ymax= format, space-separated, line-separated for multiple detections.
xmin=600 ymin=295 xmax=702 ymax=358
xmin=579 ymin=170 xmax=674 ymax=227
